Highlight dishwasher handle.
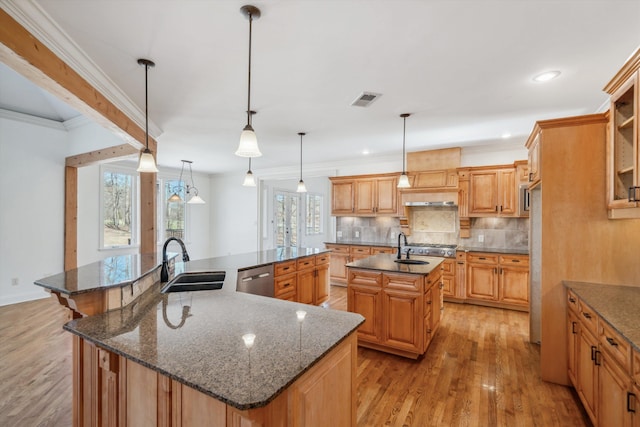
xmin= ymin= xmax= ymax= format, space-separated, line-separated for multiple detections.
xmin=240 ymin=272 xmax=271 ymax=282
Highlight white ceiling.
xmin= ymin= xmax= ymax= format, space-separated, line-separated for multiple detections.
xmin=2 ymin=0 xmax=640 ymax=175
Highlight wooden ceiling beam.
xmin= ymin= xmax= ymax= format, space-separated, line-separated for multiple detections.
xmin=66 ymin=144 xmax=139 ymax=168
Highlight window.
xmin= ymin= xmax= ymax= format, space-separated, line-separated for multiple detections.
xmin=305 ymin=193 xmax=323 ymax=235
xmin=101 ymin=168 xmax=137 ymax=248
xmin=164 ymin=179 xmax=186 ymax=239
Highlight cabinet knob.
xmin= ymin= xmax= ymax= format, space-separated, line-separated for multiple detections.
xmin=582 ymin=312 xmax=592 ymax=320
xmin=606 ymin=337 xmax=618 ymax=347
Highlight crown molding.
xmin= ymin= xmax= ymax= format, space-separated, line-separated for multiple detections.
xmin=0 ymin=108 xmax=66 ymax=130
xmin=63 ymin=115 xmax=92 ymax=131
xmin=0 ymin=0 xmax=162 ymax=138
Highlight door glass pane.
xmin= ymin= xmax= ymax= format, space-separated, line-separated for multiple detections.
xmin=103 ymin=171 xmax=133 ymax=247
xmin=274 ymin=191 xmax=298 ymax=247
xmin=165 ymin=179 xmax=186 ymax=239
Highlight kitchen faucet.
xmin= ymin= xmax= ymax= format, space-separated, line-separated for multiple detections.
xmin=161 ymin=237 xmax=190 ymax=282
xmin=397 ymin=232 xmax=408 ymax=260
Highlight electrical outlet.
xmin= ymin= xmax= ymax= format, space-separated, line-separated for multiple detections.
xmin=355 ymin=231 xmax=360 ymax=238
xmin=478 ymin=235 xmax=484 ymax=243
xmin=11 ymin=277 xmax=19 ymax=286
xmin=337 ymin=231 xmax=343 ymax=238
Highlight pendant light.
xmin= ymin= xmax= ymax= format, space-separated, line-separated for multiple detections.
xmin=296 ymin=132 xmax=307 ymax=193
xmin=235 ymin=5 xmax=262 ymax=158
xmin=397 ymin=113 xmax=411 ymax=188
xmin=168 ymin=161 xmax=187 ymax=202
xmin=185 ymin=160 xmax=205 ymax=204
xmin=243 ymin=157 xmax=257 ymax=187
xmin=136 ymin=58 xmax=159 ymax=173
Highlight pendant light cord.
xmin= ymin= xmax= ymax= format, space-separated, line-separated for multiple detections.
xmin=402 ymin=115 xmax=406 ymax=174
xmin=246 ymin=12 xmax=253 ymax=126
xmin=144 ymin=63 xmax=149 ymax=150
xmin=300 ymin=134 xmax=303 ymax=180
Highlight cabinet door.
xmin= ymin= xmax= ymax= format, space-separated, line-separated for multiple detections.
xmin=455 ymin=255 xmax=466 ymax=299
xmin=430 ymin=279 xmax=442 ymax=333
xmin=633 ymin=383 xmax=640 ymax=427
xmin=347 ymin=284 xmax=382 ymax=343
xmin=382 ymin=288 xmax=422 ymax=353
xmin=466 ymin=263 xmax=498 ymax=301
xmin=598 ymin=348 xmax=634 ymax=427
xmin=528 ymin=132 xmax=541 ymax=186
xmin=329 ymin=252 xmax=349 ymax=283
xmin=469 ymin=171 xmax=499 ymax=214
xmin=331 ymin=180 xmax=355 ymax=215
xmin=441 ymin=259 xmax=455 ymax=297
xmin=499 ymin=265 xmax=529 ymax=306
xmin=354 ymin=179 xmax=376 ymax=214
xmin=375 ymin=177 xmax=398 ymax=214
xmin=314 ymin=263 xmax=330 ymax=305
xmin=577 ymin=326 xmax=598 ymax=424
xmin=498 ymin=169 xmax=517 ymax=216
xmin=567 ymin=310 xmax=580 ymax=387
xmin=297 ymin=268 xmax=315 ymax=305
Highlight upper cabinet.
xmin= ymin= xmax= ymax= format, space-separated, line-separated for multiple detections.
xmin=526 ymin=131 xmax=541 ymax=188
xmin=604 ymin=47 xmax=640 ymax=219
xmin=330 ymin=173 xmax=399 ymax=216
xmin=468 ymin=167 xmax=516 ymax=217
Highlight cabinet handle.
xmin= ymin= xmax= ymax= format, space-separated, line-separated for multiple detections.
xmin=494 ymin=267 xmax=497 ymax=274
xmin=427 ymin=300 xmax=432 ymax=305
xmin=569 ymin=297 xmax=576 ymax=303
xmin=439 ymin=282 xmax=444 ymax=289
xmin=500 ymin=205 xmax=503 ymax=212
xmin=529 ymin=172 xmax=533 ymax=182
xmin=594 ymin=350 xmax=601 ymax=366
xmin=582 ymin=312 xmax=592 ymax=320
xmin=457 ymin=262 xmax=464 ymax=265
xmin=283 ymin=267 xmax=290 ymax=271
xmin=512 ymin=259 xmax=520 ymax=263
xmin=591 ymin=345 xmax=597 ymax=361
xmin=500 ymin=268 xmax=503 ymax=274
xmin=479 ymin=257 xmax=486 ymax=260
xmin=629 ymin=186 xmax=640 ymax=202
xmin=571 ymin=321 xmax=577 ymax=334
xmin=605 ymin=337 xmax=618 ymax=347
xmin=628 ymin=392 xmax=637 ymax=413
xmin=495 ymin=206 xmax=498 ymax=212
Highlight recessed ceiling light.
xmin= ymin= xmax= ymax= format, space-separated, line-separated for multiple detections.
xmin=533 ymin=70 xmax=561 ymax=82
xmin=362 ymin=149 xmax=370 ymax=155
xmin=501 ymin=132 xmax=511 ymax=139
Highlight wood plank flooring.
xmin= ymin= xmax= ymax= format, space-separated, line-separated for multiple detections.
xmin=0 ymin=287 xmax=590 ymax=426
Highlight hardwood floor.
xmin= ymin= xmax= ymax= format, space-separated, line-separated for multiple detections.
xmin=0 ymin=287 xmax=590 ymax=426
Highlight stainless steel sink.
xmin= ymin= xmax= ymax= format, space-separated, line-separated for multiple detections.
xmin=394 ymin=259 xmax=429 ymax=265
xmin=161 ymin=271 xmax=226 ymax=293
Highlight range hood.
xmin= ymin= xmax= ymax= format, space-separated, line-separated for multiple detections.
xmin=404 ymin=201 xmax=457 ymax=207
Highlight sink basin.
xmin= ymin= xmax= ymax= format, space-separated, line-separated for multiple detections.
xmin=394 ymin=259 xmax=428 ymax=265
xmin=161 ymin=271 xmax=226 ymax=293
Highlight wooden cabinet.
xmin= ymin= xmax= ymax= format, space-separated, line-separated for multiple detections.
xmin=349 ymin=245 xmax=371 ymax=262
xmin=275 ymin=254 xmax=329 ymax=305
xmin=604 ymin=47 xmax=640 ymax=218
xmin=347 ymin=266 xmax=443 ymax=359
xmin=440 ymin=258 xmax=455 ymax=298
xmin=567 ymin=289 xmax=639 ymax=427
xmin=466 ymin=252 xmax=529 ymax=310
xmin=325 ymin=244 xmax=395 ymax=285
xmin=526 ymin=131 xmax=541 ymax=188
xmin=73 ymin=333 xmax=358 ymax=427
xmin=409 ymin=169 xmax=458 ymax=189
xmin=330 ymin=173 xmax=400 ymax=216
xmin=468 ymin=167 xmax=516 ymax=216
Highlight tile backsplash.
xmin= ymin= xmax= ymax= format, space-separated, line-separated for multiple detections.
xmin=467 ymin=217 xmax=529 ymax=250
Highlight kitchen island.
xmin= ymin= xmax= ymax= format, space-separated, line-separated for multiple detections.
xmin=35 ymin=249 xmax=364 ymax=427
xmin=346 ymin=254 xmax=444 ymax=359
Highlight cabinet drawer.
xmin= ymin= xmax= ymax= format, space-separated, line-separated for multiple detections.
xmin=274 ymin=260 xmax=296 ymax=276
xmin=350 ymin=246 xmax=371 ymax=255
xmin=296 ymin=256 xmax=316 ymax=270
xmin=424 ymin=288 xmax=433 ymax=314
xmin=598 ymin=319 xmax=632 ymax=374
xmin=467 ymin=253 xmax=499 ymax=264
xmin=348 ymin=269 xmax=381 ymax=287
xmin=326 ymin=244 xmax=349 ymax=254
xmin=315 ymin=253 xmax=330 ymax=265
xmin=383 ymin=273 xmax=423 ymax=292
xmin=567 ymin=290 xmax=579 ymax=314
xmin=425 ymin=271 xmax=442 ymax=288
xmin=274 ymin=273 xmax=297 ymax=297
xmin=578 ymin=300 xmax=598 ymax=336
xmin=456 ymin=251 xmax=466 ymax=262
xmin=441 ymin=259 xmax=455 ymax=275
xmin=371 ymin=246 xmax=395 ymax=255
xmin=499 ymin=255 xmax=529 ymax=267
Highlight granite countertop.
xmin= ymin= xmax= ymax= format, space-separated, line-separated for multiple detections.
xmin=35 ymin=247 xmax=330 ymax=296
xmin=564 ymin=281 xmax=640 ymax=352
xmin=63 ymin=252 xmax=363 ymax=411
xmin=458 ymin=246 xmax=529 ymax=255
xmin=346 ymin=253 xmax=444 ymax=275
xmin=325 ymin=240 xmax=395 ymax=248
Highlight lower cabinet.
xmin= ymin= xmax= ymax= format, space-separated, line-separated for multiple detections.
xmin=567 ymin=289 xmax=640 ymax=427
xmin=325 ymin=244 xmax=395 ymax=285
xmin=440 ymin=258 xmax=455 ymax=298
xmin=73 ymin=333 xmax=358 ymax=427
xmin=275 ymin=254 xmax=329 ymax=306
xmin=347 ymin=267 xmax=442 ymax=359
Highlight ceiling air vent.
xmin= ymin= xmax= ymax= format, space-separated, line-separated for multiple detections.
xmin=351 ymin=91 xmax=382 ymax=107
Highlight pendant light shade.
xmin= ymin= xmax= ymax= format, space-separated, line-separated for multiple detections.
xmin=169 ymin=160 xmax=206 ymax=204
xmin=243 ymin=157 xmax=257 ymax=187
xmin=236 ymin=5 xmax=262 ymax=158
xmin=297 ymin=132 xmax=307 ymax=193
xmin=397 ymin=113 xmax=411 ymax=189
xmin=136 ymin=58 xmax=159 ymax=173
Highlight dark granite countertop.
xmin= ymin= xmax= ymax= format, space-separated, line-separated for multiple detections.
xmin=62 ymin=249 xmax=363 ymax=411
xmin=325 ymin=240 xmax=395 ymax=248
xmin=35 ymin=247 xmax=330 ymax=296
xmin=564 ymin=281 xmax=640 ymax=352
xmin=458 ymin=246 xmax=529 ymax=255
xmin=346 ymin=253 xmax=444 ymax=275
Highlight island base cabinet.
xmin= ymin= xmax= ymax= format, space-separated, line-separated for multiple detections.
xmin=72 ymin=334 xmax=358 ymax=427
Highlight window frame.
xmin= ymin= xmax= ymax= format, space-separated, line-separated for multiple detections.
xmin=99 ymin=164 xmax=139 ymax=250
xmin=305 ymin=192 xmax=324 ymax=236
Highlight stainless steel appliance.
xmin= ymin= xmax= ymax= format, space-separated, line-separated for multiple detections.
xmin=518 ymin=183 xmax=530 ymax=217
xmin=402 ymin=243 xmax=457 ymax=258
xmin=236 ymin=264 xmax=274 ymax=297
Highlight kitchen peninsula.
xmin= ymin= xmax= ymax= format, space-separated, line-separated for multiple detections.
xmin=346 ymin=254 xmax=444 ymax=359
xmin=35 ymin=249 xmax=364 ymax=427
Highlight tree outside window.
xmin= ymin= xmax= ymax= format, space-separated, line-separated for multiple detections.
xmin=102 ymin=171 xmax=135 ymax=247
xmin=306 ymin=193 xmax=323 ymax=235
xmin=165 ymin=179 xmax=186 ymax=239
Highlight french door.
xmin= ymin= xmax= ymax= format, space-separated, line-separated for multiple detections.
xmin=274 ymin=190 xmax=298 ymax=247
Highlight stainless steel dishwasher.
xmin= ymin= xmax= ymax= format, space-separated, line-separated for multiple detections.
xmin=236 ymin=264 xmax=274 ymax=297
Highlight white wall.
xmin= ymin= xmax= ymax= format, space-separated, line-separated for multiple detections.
xmin=0 ymin=114 xmax=67 ymax=305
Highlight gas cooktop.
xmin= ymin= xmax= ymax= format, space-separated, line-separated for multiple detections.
xmin=403 ymin=243 xmax=457 ymax=258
